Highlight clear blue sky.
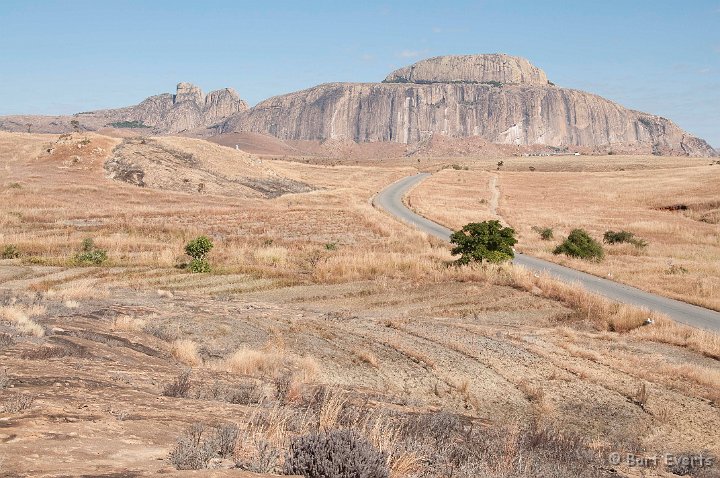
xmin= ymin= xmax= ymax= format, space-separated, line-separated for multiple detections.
xmin=1 ymin=0 xmax=718 ymax=147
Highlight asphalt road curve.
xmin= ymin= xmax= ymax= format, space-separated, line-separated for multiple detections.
xmin=373 ymin=173 xmax=720 ymax=331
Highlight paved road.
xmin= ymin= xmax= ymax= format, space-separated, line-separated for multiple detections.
xmin=373 ymin=173 xmax=720 ymax=331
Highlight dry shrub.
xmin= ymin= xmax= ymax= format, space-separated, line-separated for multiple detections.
xmin=0 ymin=305 xmax=44 ymax=337
xmin=170 ymin=339 xmax=202 ymax=366
xmin=284 ymin=429 xmax=389 ymax=478
xmin=112 ymin=315 xmax=147 ymax=333
xmin=163 ymin=370 xmax=192 ymax=398
xmin=168 ymin=423 xmax=217 ymax=470
xmin=0 ymin=333 xmax=14 ymax=349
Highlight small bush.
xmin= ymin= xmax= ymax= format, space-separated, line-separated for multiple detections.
xmin=0 ymin=333 xmax=14 ymax=350
xmin=284 ymin=429 xmax=389 ymax=478
xmin=169 ymin=423 xmax=217 ymax=470
xmin=215 ymin=423 xmax=240 ymax=458
xmin=450 ymin=220 xmax=517 ymax=264
xmin=532 ymin=226 xmax=554 ymax=240
xmin=74 ymin=238 xmax=108 ymax=265
xmin=603 ymin=230 xmax=648 ymax=249
xmin=163 ymin=371 xmax=192 ymax=398
xmin=554 ymin=229 xmax=604 ymax=261
xmin=2 ymin=245 xmax=20 ymax=259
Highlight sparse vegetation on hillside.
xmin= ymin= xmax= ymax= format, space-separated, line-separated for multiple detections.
xmin=73 ymin=238 xmax=108 ymax=265
xmin=532 ymin=226 xmax=554 ymax=240
xmin=108 ymin=120 xmax=150 ymax=129
xmin=603 ymin=229 xmax=648 ymax=249
xmin=1 ymin=244 xmax=20 ymax=259
xmin=553 ymin=229 xmax=604 ymax=261
xmin=450 ymin=220 xmax=517 ymax=264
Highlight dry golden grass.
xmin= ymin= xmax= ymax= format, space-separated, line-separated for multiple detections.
xmin=354 ymin=348 xmax=379 ymax=368
xmin=225 ymin=348 xmax=283 ymax=376
xmin=409 ymin=160 xmax=720 ymax=310
xmin=112 ymin=316 xmax=147 ymax=333
xmin=169 ymin=339 xmax=202 ymax=367
xmin=0 ymin=305 xmax=44 ymax=337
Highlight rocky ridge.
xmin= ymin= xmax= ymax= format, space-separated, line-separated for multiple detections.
xmin=220 ymin=54 xmax=715 ymax=156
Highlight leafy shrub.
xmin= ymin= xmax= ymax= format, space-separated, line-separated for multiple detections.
xmin=185 ymin=236 xmax=213 ymax=259
xmin=284 ymin=429 xmax=389 ymax=478
xmin=74 ymin=238 xmax=108 ymax=265
xmin=554 ymin=229 xmax=604 ymax=261
xmin=1 ymin=244 xmax=20 ymax=259
xmin=450 ymin=220 xmax=517 ymax=264
xmin=185 ymin=236 xmax=213 ymax=272
xmin=603 ymin=230 xmax=648 ymax=249
xmin=532 ymin=226 xmax=554 ymax=240
xmin=188 ymin=258 xmax=211 ymax=273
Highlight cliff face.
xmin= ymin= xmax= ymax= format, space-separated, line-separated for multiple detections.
xmin=221 ymin=82 xmax=715 ymax=156
xmin=220 ymin=54 xmax=715 ymax=156
xmin=383 ymin=54 xmax=549 ymax=85
xmin=114 ymin=83 xmax=249 ymax=134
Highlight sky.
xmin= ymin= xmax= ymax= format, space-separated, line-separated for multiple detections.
xmin=1 ymin=0 xmax=718 ymax=147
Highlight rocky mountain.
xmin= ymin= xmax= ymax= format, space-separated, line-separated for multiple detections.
xmin=383 ymin=54 xmax=549 ymax=85
xmin=220 ymin=54 xmax=715 ymax=157
xmin=0 ymin=83 xmax=247 ymax=135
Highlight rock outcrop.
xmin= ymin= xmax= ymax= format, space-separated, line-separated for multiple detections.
xmin=383 ymin=54 xmax=549 ymax=86
xmin=220 ymin=54 xmax=715 ymax=156
xmin=0 ymin=83 xmax=248 ymax=135
xmin=110 ymin=83 xmax=248 ymax=134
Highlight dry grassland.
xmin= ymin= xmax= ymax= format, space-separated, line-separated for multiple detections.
xmin=410 ymin=157 xmax=720 ymax=310
xmin=1 ymin=133 xmax=719 ymax=477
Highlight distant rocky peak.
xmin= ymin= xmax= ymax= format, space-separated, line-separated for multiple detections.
xmin=174 ymin=82 xmax=205 ymax=104
xmin=383 ymin=54 xmax=550 ymax=85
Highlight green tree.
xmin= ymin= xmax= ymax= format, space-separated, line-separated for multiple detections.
xmin=184 ymin=236 xmax=213 ymax=273
xmin=450 ymin=220 xmax=517 ymax=264
xmin=554 ymin=229 xmax=604 ymax=261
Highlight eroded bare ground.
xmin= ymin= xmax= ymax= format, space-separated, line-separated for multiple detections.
xmin=1 ymin=264 xmax=719 ymax=477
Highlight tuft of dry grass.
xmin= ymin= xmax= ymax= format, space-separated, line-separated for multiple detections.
xmin=354 ymin=348 xmax=379 ymax=368
xmin=225 ymin=348 xmax=283 ymax=376
xmin=630 ymin=318 xmax=720 ymax=360
xmin=0 ymin=305 xmax=44 ymax=337
xmin=170 ymin=339 xmax=202 ymax=367
xmin=253 ymin=246 xmax=288 ymax=267
xmin=112 ymin=316 xmax=147 ymax=333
